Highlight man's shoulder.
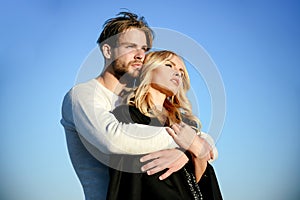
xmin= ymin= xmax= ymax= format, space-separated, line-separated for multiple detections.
xmin=72 ymin=79 xmax=97 ymax=91
xmin=65 ymin=79 xmax=99 ymax=96
xmin=61 ymin=79 xmax=97 ymax=102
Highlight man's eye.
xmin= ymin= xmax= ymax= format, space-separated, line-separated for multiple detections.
xmin=165 ymin=64 xmax=172 ymax=68
xmin=142 ymin=47 xmax=149 ymax=52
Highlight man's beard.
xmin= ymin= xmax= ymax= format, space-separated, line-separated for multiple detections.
xmin=111 ymin=59 xmax=141 ymax=80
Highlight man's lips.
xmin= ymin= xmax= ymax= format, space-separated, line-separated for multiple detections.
xmin=131 ymin=62 xmax=142 ymax=69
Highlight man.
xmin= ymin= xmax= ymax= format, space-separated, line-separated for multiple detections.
xmin=61 ymin=12 xmax=214 ymax=200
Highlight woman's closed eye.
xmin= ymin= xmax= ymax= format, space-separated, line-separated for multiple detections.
xmin=165 ymin=63 xmax=172 ymax=68
xmin=165 ymin=63 xmax=184 ymax=77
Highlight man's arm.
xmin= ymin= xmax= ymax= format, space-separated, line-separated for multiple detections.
xmin=139 ymin=129 xmax=218 ymax=180
xmin=61 ymin=83 xmax=217 ymax=177
xmin=61 ymin=85 xmax=177 ymax=155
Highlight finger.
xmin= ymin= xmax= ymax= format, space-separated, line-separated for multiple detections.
xmin=171 ymin=123 xmax=181 ymax=133
xmin=140 ymin=152 xmax=160 ymax=162
xmin=159 ymin=169 xmax=173 ymax=180
xmin=141 ymin=160 xmax=156 ymax=172
xmin=146 ymin=165 xmax=165 ymax=176
xmin=142 ymin=156 xmax=172 ymax=174
xmin=179 ymin=121 xmax=187 ymax=127
xmin=166 ymin=127 xmax=177 ymax=138
xmin=177 ymin=156 xmax=189 ymax=168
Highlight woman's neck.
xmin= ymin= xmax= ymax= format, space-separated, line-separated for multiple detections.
xmin=148 ymin=87 xmax=166 ymax=111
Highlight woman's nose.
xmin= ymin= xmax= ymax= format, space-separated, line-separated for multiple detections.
xmin=173 ymin=71 xmax=182 ymax=78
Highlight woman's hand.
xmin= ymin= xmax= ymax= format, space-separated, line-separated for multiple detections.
xmin=166 ymin=122 xmax=196 ymax=150
xmin=166 ymin=122 xmax=213 ymax=160
xmin=166 ymin=122 xmax=214 ymax=181
xmin=140 ymin=148 xmax=188 ymax=180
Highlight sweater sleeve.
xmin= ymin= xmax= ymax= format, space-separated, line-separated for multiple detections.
xmin=200 ymin=131 xmax=218 ymax=162
xmin=61 ymin=84 xmax=178 ymax=156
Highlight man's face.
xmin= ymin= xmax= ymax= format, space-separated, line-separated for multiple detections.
xmin=111 ymin=29 xmax=148 ymax=79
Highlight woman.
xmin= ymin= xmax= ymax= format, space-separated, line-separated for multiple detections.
xmin=106 ymin=50 xmax=222 ymax=200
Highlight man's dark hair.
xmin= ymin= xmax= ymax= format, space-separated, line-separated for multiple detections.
xmin=97 ymin=12 xmax=153 ymax=50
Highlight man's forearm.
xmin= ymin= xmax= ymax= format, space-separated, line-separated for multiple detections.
xmin=69 ymin=88 xmax=177 ymax=154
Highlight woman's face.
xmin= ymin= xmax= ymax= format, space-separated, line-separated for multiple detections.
xmin=150 ymin=55 xmax=185 ymax=96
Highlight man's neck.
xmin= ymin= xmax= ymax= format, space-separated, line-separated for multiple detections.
xmin=96 ymin=71 xmax=126 ymax=95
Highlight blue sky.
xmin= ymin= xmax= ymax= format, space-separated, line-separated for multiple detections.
xmin=1 ymin=0 xmax=299 ymax=199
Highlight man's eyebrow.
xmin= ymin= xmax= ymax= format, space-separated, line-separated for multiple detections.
xmin=119 ymin=42 xmax=148 ymax=48
xmin=119 ymin=42 xmax=136 ymax=46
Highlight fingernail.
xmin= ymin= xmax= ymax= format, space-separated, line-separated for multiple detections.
xmin=141 ymin=167 xmax=145 ymax=171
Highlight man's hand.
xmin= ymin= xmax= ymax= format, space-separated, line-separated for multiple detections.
xmin=140 ymin=149 xmax=188 ymax=180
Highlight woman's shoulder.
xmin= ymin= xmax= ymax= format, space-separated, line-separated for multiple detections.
xmin=112 ymin=105 xmax=161 ymax=126
xmin=112 ymin=105 xmax=148 ymax=124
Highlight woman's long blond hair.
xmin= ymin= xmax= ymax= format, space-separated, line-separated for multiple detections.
xmin=128 ymin=50 xmax=201 ymax=130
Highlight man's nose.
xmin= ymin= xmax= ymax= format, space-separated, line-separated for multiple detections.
xmin=134 ymin=49 xmax=145 ymax=60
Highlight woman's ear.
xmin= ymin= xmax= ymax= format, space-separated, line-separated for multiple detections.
xmin=102 ymin=44 xmax=112 ymax=59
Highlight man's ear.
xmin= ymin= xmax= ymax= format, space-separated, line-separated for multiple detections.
xmin=102 ymin=44 xmax=112 ymax=59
